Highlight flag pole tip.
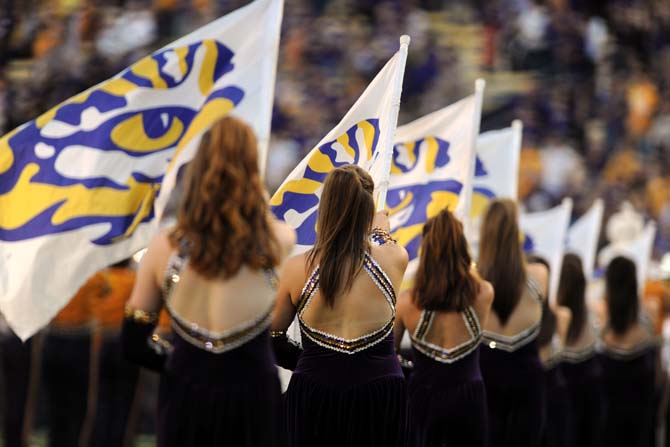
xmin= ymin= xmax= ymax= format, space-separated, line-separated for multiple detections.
xmin=475 ymin=78 xmax=486 ymax=91
xmin=400 ymin=35 xmax=411 ymax=46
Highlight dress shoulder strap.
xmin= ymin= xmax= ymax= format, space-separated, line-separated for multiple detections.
xmin=413 ymin=310 xmax=435 ymax=341
xmin=462 ymin=305 xmax=482 ymax=338
xmin=525 ymin=275 xmax=544 ymax=303
xmin=297 ymin=266 xmax=320 ymax=315
xmin=162 ymin=250 xmax=188 ymax=300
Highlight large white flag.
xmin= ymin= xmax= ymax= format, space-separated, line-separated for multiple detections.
xmin=566 ymin=199 xmax=604 ymax=279
xmin=271 ymin=38 xmax=410 ymax=254
xmin=520 ymin=199 xmax=574 ymax=303
xmin=386 ymin=81 xmax=485 ymax=280
xmin=0 ymin=0 xmax=283 ymax=339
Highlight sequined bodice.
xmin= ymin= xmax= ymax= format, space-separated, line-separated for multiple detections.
xmin=563 ymin=338 xmax=598 ymax=364
xmin=162 ymin=250 xmax=278 ymax=354
xmin=410 ymin=306 xmax=482 ymax=364
xmin=601 ymin=337 xmax=659 ymax=361
xmin=482 ymin=276 xmax=544 ymax=352
xmin=297 ymin=253 xmax=397 ymax=355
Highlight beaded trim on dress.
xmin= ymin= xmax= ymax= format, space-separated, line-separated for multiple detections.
xmin=162 ymin=251 xmax=278 ymax=354
xmin=410 ymin=305 xmax=483 ymax=364
xmin=482 ymin=276 xmax=544 ymax=353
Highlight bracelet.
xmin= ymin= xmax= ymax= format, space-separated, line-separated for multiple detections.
xmin=149 ymin=333 xmax=173 ymax=354
xmin=370 ymin=227 xmax=397 ymax=246
xmin=124 ymin=303 xmax=159 ymax=324
xmin=397 ymin=354 xmax=414 ymax=370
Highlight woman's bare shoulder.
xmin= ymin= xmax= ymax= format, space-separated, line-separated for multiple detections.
xmin=271 ymin=219 xmax=297 ymax=259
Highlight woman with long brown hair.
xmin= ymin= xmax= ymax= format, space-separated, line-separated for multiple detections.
xmin=477 ymin=198 xmax=549 ymax=446
xmin=557 ymin=253 xmax=605 ymax=447
xmin=394 ymin=208 xmax=493 ymax=446
xmin=600 ymin=256 xmax=658 ymax=447
xmin=271 ymin=165 xmax=409 ymax=446
xmin=120 ymin=116 xmax=295 ymax=446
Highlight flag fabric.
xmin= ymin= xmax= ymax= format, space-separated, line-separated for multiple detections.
xmin=520 ymin=199 xmax=573 ymax=303
xmin=566 ymin=199 xmax=604 ymax=279
xmin=270 ymin=46 xmax=408 ymax=255
xmin=471 ymin=121 xmax=522 ymax=216
xmin=598 ymin=222 xmax=657 ymax=294
xmin=386 ymin=84 xmax=484 ymax=281
xmin=466 ymin=120 xmax=522 ymax=253
xmin=0 ymin=0 xmax=284 ymax=340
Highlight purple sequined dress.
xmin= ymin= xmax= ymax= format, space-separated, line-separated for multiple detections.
xmin=479 ymin=277 xmax=546 ymax=447
xmin=284 ymin=253 xmax=406 ymax=447
xmin=600 ymin=339 xmax=657 ymax=447
xmin=408 ymin=306 xmax=487 ymax=446
xmin=561 ymin=340 xmax=605 ymax=447
xmin=156 ymin=251 xmax=283 ymax=447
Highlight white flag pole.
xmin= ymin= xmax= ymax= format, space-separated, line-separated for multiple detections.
xmin=584 ymin=198 xmax=604 ymax=279
xmin=510 ymin=119 xmax=523 ymax=200
xmin=457 ymin=78 xmax=485 ymax=226
xmin=375 ymin=35 xmax=410 ymax=212
xmin=258 ymin=0 xmax=285 ymax=179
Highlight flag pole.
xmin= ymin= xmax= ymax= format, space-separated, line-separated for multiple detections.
xmin=510 ymin=119 xmax=523 ymax=200
xmin=375 ymin=35 xmax=410 ymax=212
xmin=457 ymin=78 xmax=485 ymax=223
xmin=585 ymin=198 xmax=604 ymax=279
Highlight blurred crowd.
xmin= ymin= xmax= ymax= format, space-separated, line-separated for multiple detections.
xmin=1 ymin=0 xmax=669 ymax=258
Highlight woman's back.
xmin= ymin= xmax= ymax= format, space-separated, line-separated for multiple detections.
xmin=479 ymin=264 xmax=548 ymax=447
xmin=400 ymin=282 xmax=492 ymax=358
xmin=484 ymin=263 xmax=544 ymax=339
xmin=600 ymin=322 xmax=657 ymax=447
xmin=272 ymin=165 xmax=409 ymax=447
xmin=169 ymin=256 xmax=282 ymax=336
xmin=121 ymin=116 xmax=295 ymax=447
xmin=295 ymin=243 xmax=404 ymax=341
xmin=394 ymin=209 xmax=493 ymax=447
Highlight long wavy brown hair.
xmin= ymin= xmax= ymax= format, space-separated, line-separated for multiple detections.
xmin=307 ymin=165 xmax=375 ymax=307
xmin=414 ymin=209 xmax=478 ymax=312
xmin=169 ymin=116 xmax=279 ymax=279
xmin=478 ymin=199 xmax=526 ymax=325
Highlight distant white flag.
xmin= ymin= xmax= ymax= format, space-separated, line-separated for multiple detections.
xmin=599 ymin=222 xmax=657 ymax=294
xmin=566 ymin=199 xmax=604 ymax=279
xmin=271 ymin=38 xmax=410 ymax=255
xmin=0 ymin=0 xmax=283 ymax=340
xmin=520 ymin=199 xmax=573 ymax=303
xmin=386 ymin=80 xmax=485 ymax=281
xmin=467 ymin=120 xmax=522 ymax=253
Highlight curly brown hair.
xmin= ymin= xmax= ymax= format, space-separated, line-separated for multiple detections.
xmin=169 ymin=116 xmax=279 ymax=279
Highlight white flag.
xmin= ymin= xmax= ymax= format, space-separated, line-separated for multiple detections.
xmin=566 ymin=199 xmax=604 ymax=279
xmin=271 ymin=41 xmax=409 ymax=255
xmin=386 ymin=81 xmax=485 ymax=281
xmin=520 ymin=199 xmax=574 ymax=303
xmin=0 ymin=0 xmax=284 ymax=340
xmin=467 ymin=120 xmax=522 ymax=253
xmin=599 ymin=222 xmax=657 ymax=294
